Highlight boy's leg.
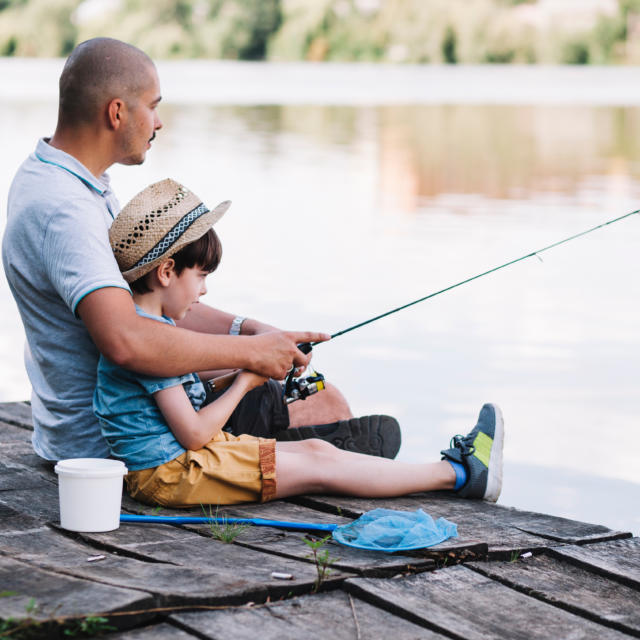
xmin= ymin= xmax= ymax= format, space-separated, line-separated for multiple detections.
xmin=274 ymin=403 xmax=504 ymax=502
xmin=274 ymin=439 xmax=456 ymax=499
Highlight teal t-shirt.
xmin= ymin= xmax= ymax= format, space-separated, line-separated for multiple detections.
xmin=93 ymin=307 xmax=206 ymax=471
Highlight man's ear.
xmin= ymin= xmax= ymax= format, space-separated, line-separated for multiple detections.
xmin=156 ymin=259 xmax=176 ymax=287
xmin=106 ymin=98 xmax=126 ymax=130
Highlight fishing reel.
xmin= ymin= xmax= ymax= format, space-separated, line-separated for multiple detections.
xmin=283 ymin=342 xmax=326 ymax=404
xmin=206 ymin=341 xmax=326 ymax=404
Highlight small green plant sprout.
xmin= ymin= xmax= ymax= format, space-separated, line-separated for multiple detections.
xmin=303 ymin=534 xmax=337 ymax=593
xmin=62 ymin=615 xmax=116 ymax=637
xmin=510 ymin=550 xmax=521 ymax=563
xmin=0 ymin=593 xmax=115 ymax=639
xmin=201 ymin=504 xmax=250 ymax=543
xmin=150 ymin=504 xmax=163 ymax=515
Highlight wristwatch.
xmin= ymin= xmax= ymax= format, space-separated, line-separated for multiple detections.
xmin=229 ymin=316 xmax=246 ymax=335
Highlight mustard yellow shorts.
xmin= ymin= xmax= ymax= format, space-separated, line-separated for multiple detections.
xmin=125 ymin=431 xmax=277 ymax=507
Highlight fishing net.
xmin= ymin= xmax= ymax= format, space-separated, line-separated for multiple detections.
xmin=332 ymin=508 xmax=457 ymax=552
xmin=121 ymin=508 xmax=458 ymax=552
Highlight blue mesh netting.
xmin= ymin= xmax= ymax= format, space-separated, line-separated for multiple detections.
xmin=332 ymin=508 xmax=458 ymax=552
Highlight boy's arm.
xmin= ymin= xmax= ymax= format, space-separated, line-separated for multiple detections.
xmin=77 ymin=287 xmax=326 ymax=379
xmin=176 ymin=302 xmax=277 ymax=336
xmin=154 ymin=371 xmax=266 ymax=450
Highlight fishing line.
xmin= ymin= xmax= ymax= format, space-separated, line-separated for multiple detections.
xmin=313 ymin=208 xmax=639 ymax=345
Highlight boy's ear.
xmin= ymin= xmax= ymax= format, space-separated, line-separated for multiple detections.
xmin=156 ymin=258 xmax=176 ymax=287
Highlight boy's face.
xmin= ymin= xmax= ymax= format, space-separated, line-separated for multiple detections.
xmin=164 ymin=264 xmax=209 ymax=320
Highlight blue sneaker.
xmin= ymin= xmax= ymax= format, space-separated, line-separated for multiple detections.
xmin=441 ymin=403 xmax=504 ymax=502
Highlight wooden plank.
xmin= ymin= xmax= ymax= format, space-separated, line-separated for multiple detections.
xmin=78 ymin=521 xmax=356 ymax=599
xmin=171 ymin=590 xmax=445 ymax=640
xmin=0 ymin=556 xmax=154 ymax=628
xmin=468 ymin=554 xmax=640 ymax=637
xmin=502 ymin=510 xmax=631 ymax=545
xmin=108 ymin=623 xmax=200 ymax=639
xmin=182 ymin=501 xmax=440 ymax=577
xmin=200 ymin=500 xmax=482 ymax=563
xmin=0 ymin=460 xmax=51 ymax=492
xmin=345 ymin=565 xmax=630 ymax=639
xmin=0 ymin=401 xmax=33 ymax=430
xmin=0 ymin=483 xmax=61 ymax=522
xmin=2 ymin=525 xmax=272 ymax=606
xmin=122 ymin=499 xmax=439 ymax=577
xmin=548 ymin=538 xmax=640 ymax=589
xmin=292 ymin=492 xmax=630 ymax=554
xmin=0 ymin=443 xmax=55 ymax=481
xmin=0 ymin=504 xmax=48 ymax=535
xmin=192 ymin=523 xmax=438 ymax=578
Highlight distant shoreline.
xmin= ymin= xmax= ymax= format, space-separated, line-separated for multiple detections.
xmin=4 ymin=59 xmax=640 ymax=106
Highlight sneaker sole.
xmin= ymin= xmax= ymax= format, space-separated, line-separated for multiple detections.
xmin=275 ymin=415 xmax=401 ymax=459
xmin=484 ymin=404 xmax=504 ymax=502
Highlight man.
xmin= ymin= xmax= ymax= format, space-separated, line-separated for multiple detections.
xmin=2 ymin=38 xmax=400 ymax=463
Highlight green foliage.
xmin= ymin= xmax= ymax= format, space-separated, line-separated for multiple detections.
xmin=303 ymin=534 xmax=336 ymax=593
xmin=0 ymin=0 xmax=639 ymax=64
xmin=441 ymin=25 xmax=457 ymax=64
xmin=0 ymin=0 xmax=79 ymax=57
xmin=562 ymin=39 xmax=590 ymax=65
xmin=0 ymin=595 xmax=115 ymax=640
xmin=62 ymin=616 xmax=115 ymax=637
xmin=202 ymin=504 xmax=250 ymax=543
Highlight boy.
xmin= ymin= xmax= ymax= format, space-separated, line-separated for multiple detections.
xmin=94 ymin=179 xmax=504 ymax=507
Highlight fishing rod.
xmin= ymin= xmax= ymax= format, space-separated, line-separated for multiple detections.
xmin=210 ymin=209 xmax=638 ymax=400
xmin=310 ymin=208 xmax=640 ymax=346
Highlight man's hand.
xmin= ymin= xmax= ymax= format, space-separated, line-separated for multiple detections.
xmin=248 ymin=331 xmax=329 ymax=380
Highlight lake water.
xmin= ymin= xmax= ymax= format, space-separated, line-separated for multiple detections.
xmin=1 ymin=60 xmax=638 ymax=534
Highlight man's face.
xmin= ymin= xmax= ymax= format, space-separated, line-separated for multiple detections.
xmin=118 ymin=65 xmax=163 ymax=166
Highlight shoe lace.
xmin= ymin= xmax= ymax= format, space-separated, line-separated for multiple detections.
xmin=449 ymin=434 xmax=475 ymax=457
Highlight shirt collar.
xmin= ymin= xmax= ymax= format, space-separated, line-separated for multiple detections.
xmin=34 ymin=138 xmax=111 ymax=195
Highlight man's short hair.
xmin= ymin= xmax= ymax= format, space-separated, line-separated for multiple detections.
xmin=58 ymin=37 xmax=154 ymax=126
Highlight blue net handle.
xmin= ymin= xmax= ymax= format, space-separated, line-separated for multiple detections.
xmin=120 ymin=514 xmax=337 ymax=532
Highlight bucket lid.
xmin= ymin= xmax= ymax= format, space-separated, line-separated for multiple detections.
xmin=55 ymin=458 xmax=127 ymax=478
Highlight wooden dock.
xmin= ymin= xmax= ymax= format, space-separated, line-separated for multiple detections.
xmin=1 ymin=400 xmax=638 ymax=639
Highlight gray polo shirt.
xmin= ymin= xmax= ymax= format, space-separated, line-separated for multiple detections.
xmin=2 ymin=138 xmax=129 ymax=460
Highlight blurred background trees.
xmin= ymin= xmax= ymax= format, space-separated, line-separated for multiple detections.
xmin=1 ymin=0 xmax=640 ymax=63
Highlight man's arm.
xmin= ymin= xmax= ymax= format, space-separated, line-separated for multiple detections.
xmin=176 ymin=302 xmax=279 ymax=380
xmin=77 ymin=287 xmax=327 ymax=380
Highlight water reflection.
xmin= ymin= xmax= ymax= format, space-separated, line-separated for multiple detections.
xmin=1 ymin=79 xmax=639 ymax=533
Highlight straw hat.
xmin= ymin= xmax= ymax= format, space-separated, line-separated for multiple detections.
xmin=110 ymin=178 xmax=230 ymax=283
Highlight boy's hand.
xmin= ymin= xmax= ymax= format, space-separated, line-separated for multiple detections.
xmin=249 ymin=331 xmax=329 ymax=380
xmin=235 ymin=369 xmax=269 ymax=391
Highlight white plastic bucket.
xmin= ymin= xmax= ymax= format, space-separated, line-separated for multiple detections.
xmin=54 ymin=458 xmax=128 ymax=532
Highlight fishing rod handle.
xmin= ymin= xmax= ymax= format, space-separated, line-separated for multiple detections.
xmin=297 ymin=342 xmax=312 ymax=354
xmin=206 ymin=370 xmax=240 ymax=393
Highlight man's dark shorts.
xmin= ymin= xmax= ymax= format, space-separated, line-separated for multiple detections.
xmin=204 ymin=379 xmax=290 ymax=438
